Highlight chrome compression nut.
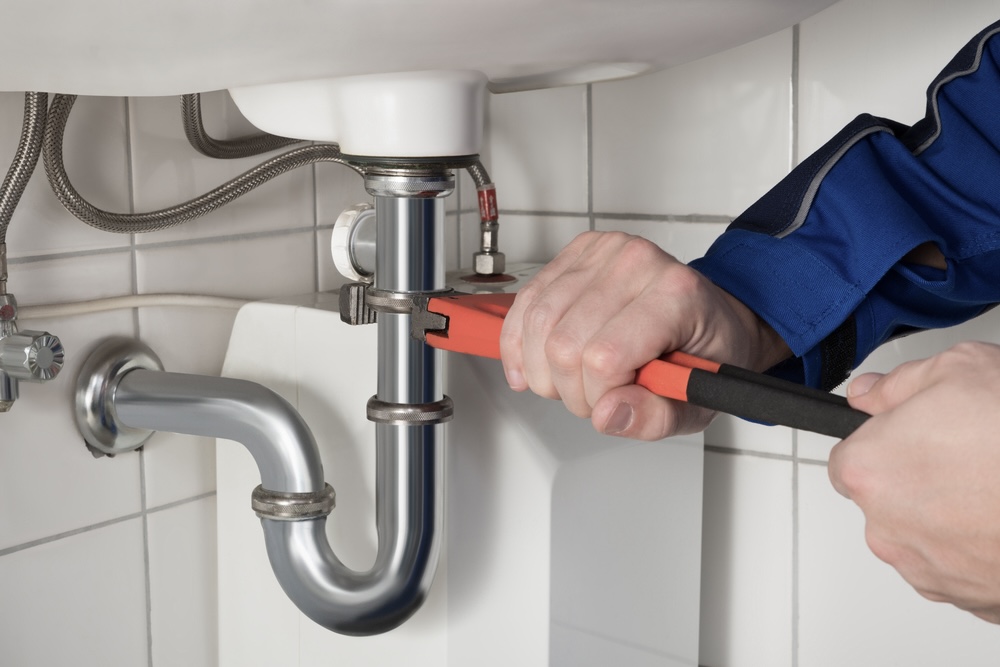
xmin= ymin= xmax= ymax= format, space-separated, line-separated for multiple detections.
xmin=251 ymin=483 xmax=337 ymax=521
xmin=366 ymin=396 xmax=454 ymax=425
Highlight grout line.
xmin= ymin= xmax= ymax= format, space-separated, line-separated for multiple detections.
xmin=586 ymin=84 xmax=595 ymax=232
xmin=147 ymin=491 xmax=217 ymax=517
xmin=0 ymin=510 xmax=144 ymax=557
xmin=139 ymin=449 xmax=154 ymax=667
xmin=133 ymin=225 xmax=317 ymax=251
xmin=791 ymin=27 xmax=802 ymax=666
xmin=595 ymin=211 xmax=733 ymax=223
xmin=551 ymin=619 xmax=695 ymax=665
xmin=704 ymin=444 xmax=795 ymax=463
xmin=792 ymin=426 xmax=800 ymax=667
xmin=496 ymin=209 xmax=733 ymax=224
xmin=791 ymin=23 xmax=801 ymax=169
xmin=0 ymin=490 xmax=219 ymax=559
xmin=8 ymin=245 xmax=132 ymax=265
xmin=798 ymin=456 xmax=829 ymax=468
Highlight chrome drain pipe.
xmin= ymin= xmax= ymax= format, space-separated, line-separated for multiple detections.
xmin=74 ymin=167 xmax=453 ymax=636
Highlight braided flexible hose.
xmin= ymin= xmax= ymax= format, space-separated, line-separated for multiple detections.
xmin=0 ymin=93 xmax=48 ymax=244
xmin=181 ymin=93 xmax=302 ymax=159
xmin=465 ymin=159 xmax=491 ymax=189
xmin=43 ymin=94 xmax=363 ymax=234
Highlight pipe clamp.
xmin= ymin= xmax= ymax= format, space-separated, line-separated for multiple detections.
xmin=252 ymin=483 xmax=336 ymax=521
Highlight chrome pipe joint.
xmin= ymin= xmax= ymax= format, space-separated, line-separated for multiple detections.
xmin=0 ymin=293 xmax=64 ymax=412
xmin=75 ymin=164 xmax=456 ymax=636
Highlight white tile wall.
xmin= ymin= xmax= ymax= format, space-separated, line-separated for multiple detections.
xmin=700 ymin=452 xmax=793 ymax=667
xmin=0 ymin=519 xmax=149 ymax=667
xmin=797 ymin=0 xmax=1000 ymax=156
xmin=147 ymin=497 xmax=218 ymax=667
xmin=0 ymin=87 xmax=361 ymax=665
xmin=798 ymin=464 xmax=1000 ymax=667
xmin=488 ymin=86 xmax=589 ymax=213
xmin=591 ymin=29 xmax=793 ymax=218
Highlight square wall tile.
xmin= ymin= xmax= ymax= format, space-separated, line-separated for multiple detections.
xmin=594 ymin=219 xmax=727 ymax=264
xmin=798 ymin=0 xmax=1000 ymax=156
xmin=700 ymin=451 xmax=793 ymax=667
xmin=551 ymin=622 xmax=686 ymax=667
xmin=487 ymin=85 xmax=589 ymax=213
xmin=135 ymin=231 xmax=316 ymax=300
xmin=129 ymin=92 xmax=315 ymax=244
xmin=460 ymin=213 xmax=588 ymax=266
xmin=592 ymin=29 xmax=792 ymax=218
xmin=706 ymin=416 xmax=794 ymax=457
xmin=148 ymin=497 xmax=218 ymax=667
xmin=4 ymin=94 xmax=132 ymax=258
xmin=0 ymin=519 xmax=148 ymax=667
xmin=1 ymin=253 xmax=139 ymax=550
xmin=798 ymin=463 xmax=1000 ymax=667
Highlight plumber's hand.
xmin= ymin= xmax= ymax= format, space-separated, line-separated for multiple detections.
xmin=830 ymin=341 xmax=1000 ymax=623
xmin=499 ymin=231 xmax=790 ymax=439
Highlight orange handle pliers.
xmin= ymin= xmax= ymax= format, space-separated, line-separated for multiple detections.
xmin=414 ymin=292 xmax=868 ymax=439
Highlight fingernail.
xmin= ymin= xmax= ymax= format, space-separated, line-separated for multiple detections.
xmin=848 ymin=374 xmax=880 ymax=398
xmin=505 ymin=367 xmax=525 ymax=390
xmin=604 ymin=402 xmax=634 ymax=435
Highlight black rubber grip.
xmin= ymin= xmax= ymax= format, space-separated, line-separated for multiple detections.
xmin=717 ymin=364 xmax=850 ymax=407
xmin=686 ymin=368 xmax=869 ymax=439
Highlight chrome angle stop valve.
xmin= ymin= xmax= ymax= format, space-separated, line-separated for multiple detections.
xmin=0 ymin=294 xmax=65 ymax=411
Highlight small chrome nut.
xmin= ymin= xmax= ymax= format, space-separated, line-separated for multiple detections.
xmin=0 ymin=330 xmax=64 ymax=382
xmin=473 ymin=251 xmax=506 ymax=276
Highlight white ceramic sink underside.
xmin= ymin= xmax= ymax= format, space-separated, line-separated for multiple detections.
xmin=3 ymin=0 xmax=837 ymax=96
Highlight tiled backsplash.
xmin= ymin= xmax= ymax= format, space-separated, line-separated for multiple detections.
xmin=3 ymin=1 xmax=1000 ymax=665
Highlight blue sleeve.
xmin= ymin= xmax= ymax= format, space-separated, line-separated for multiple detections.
xmin=689 ymin=20 xmax=1000 ymax=390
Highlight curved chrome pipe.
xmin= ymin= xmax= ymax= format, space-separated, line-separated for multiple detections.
xmin=112 ymin=367 xmax=442 ymax=635
xmin=75 ymin=167 xmax=453 ymax=635
xmin=116 ymin=370 xmax=324 ymax=493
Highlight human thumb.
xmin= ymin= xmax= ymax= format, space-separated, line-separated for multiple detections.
xmin=847 ymin=358 xmax=931 ymax=415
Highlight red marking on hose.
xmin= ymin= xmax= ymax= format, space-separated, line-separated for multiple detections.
xmin=0 ymin=304 xmax=14 ymax=321
xmin=477 ymin=185 xmax=498 ymax=222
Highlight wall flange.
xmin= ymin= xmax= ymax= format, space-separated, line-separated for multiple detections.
xmin=75 ymin=337 xmax=163 ymax=457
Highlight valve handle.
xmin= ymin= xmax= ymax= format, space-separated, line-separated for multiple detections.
xmin=0 ymin=330 xmax=65 ymax=381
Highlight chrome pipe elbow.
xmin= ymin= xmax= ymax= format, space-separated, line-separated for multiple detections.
xmin=114 ymin=369 xmax=324 ymax=493
xmin=74 ymin=336 xmax=442 ymax=636
xmin=261 ymin=429 xmax=442 ymax=635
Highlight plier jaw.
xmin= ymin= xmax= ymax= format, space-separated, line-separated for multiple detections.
xmin=410 ymin=292 xmax=516 ymax=360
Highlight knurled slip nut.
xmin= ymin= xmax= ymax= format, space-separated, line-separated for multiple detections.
xmin=366 ymin=396 xmax=454 ymax=425
xmin=251 ymin=483 xmax=336 ymax=521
